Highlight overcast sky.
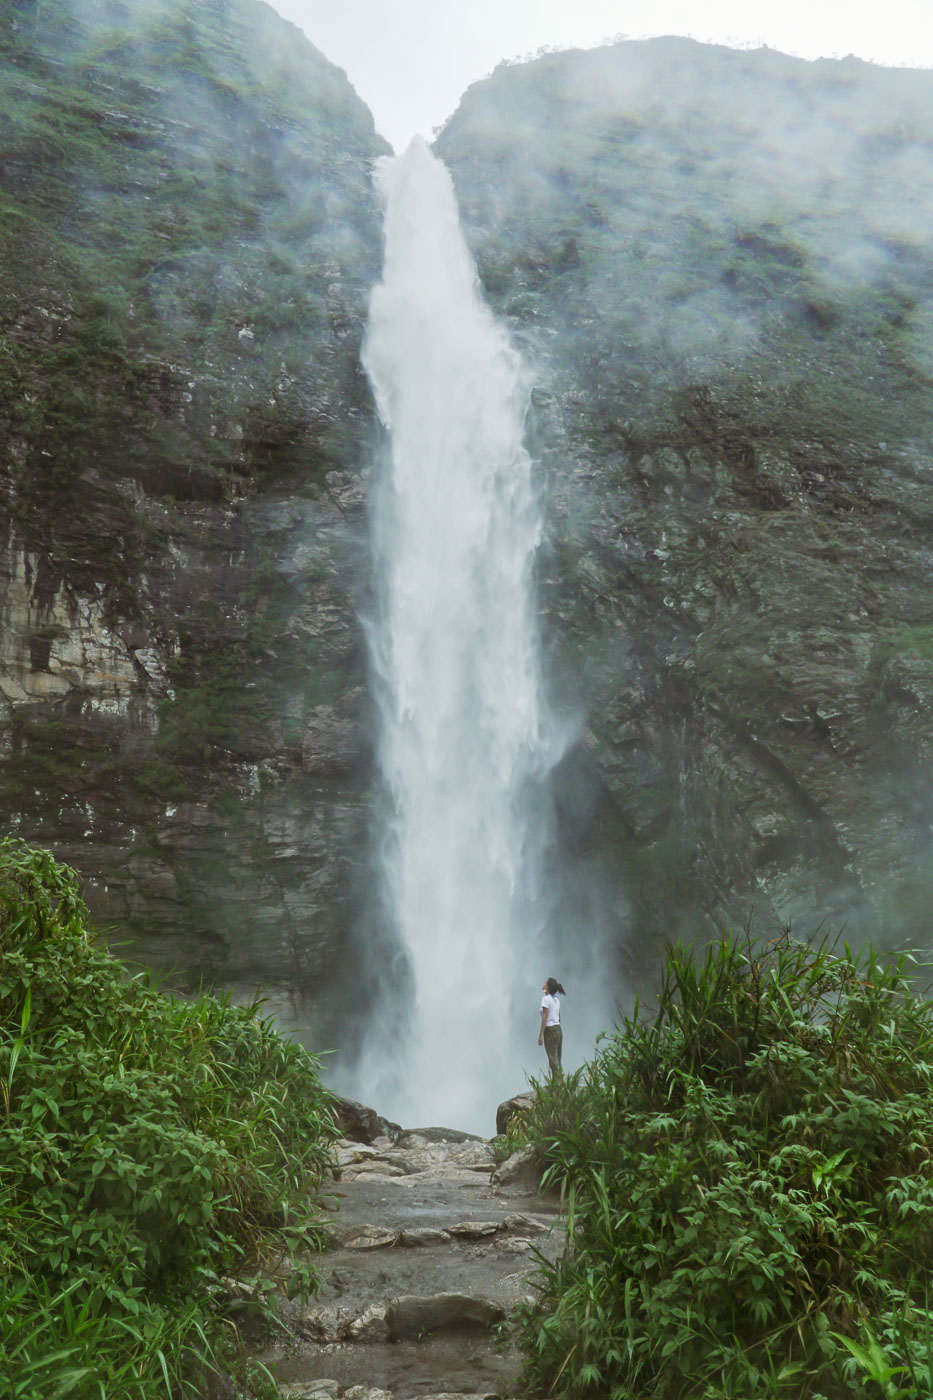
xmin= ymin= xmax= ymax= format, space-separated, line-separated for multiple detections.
xmin=267 ymin=0 xmax=933 ymax=151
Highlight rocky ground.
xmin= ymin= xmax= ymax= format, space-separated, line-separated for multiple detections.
xmin=259 ymin=1115 xmax=561 ymax=1400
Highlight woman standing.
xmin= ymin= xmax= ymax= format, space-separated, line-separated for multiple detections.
xmin=538 ymin=977 xmax=566 ymax=1076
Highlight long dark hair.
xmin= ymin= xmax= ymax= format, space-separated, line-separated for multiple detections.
xmin=545 ymin=977 xmax=566 ymax=996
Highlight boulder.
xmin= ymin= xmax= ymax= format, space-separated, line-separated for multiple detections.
xmin=334 ymin=1142 xmax=379 ymax=1167
xmin=330 ymin=1096 xmax=402 ymax=1145
xmin=395 ymin=1126 xmax=485 ymax=1146
xmin=491 ymin=1144 xmax=544 ymax=1190
xmin=397 ymin=1227 xmax=450 ymax=1246
xmin=341 ymin=1160 xmax=407 ymax=1178
xmin=295 ymin=1305 xmax=344 ymax=1343
xmin=495 ymin=1092 xmax=535 ymax=1136
xmin=494 ymin=1235 xmax=533 ymax=1253
xmin=278 ymin=1385 xmax=340 ymax=1400
xmin=340 ymin=1224 xmax=398 ymax=1250
xmin=346 ymin=1303 xmax=390 ymax=1341
xmin=385 ymin=1293 xmax=506 ymax=1340
xmin=449 ymin=1141 xmax=497 ymax=1167
xmin=503 ymin=1211 xmax=548 ymax=1233
xmin=446 ymin=1220 xmax=501 ymax=1239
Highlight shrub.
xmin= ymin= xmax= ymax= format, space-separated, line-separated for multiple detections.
xmin=517 ymin=932 xmax=933 ymax=1399
xmin=0 ymin=840 xmax=338 ymax=1398
xmin=495 ymin=1066 xmax=598 ymax=1163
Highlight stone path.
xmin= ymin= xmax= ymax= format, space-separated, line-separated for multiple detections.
xmin=260 ymin=1123 xmax=562 ymax=1400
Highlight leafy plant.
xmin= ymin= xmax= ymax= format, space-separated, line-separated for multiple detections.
xmin=495 ymin=1066 xmax=597 ymax=1164
xmin=0 ymin=839 xmax=338 ymax=1397
xmin=516 ymin=931 xmax=933 ymax=1399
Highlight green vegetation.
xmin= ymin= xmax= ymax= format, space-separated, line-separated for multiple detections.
xmin=0 ymin=0 xmax=381 ymax=882
xmin=154 ymin=563 xmax=335 ymax=766
xmin=440 ymin=41 xmax=933 ymax=452
xmin=0 ymin=840 xmax=338 ymax=1398
xmin=870 ymin=622 xmax=933 ymax=671
xmin=0 ymin=0 xmax=383 ymax=540
xmin=515 ymin=933 xmax=933 ymax=1399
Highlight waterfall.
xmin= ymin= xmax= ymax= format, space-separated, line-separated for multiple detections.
xmin=359 ymin=138 xmax=554 ymax=1134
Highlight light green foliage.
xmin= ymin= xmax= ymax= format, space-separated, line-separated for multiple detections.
xmin=517 ymin=933 xmax=933 ymax=1399
xmin=0 ymin=839 xmax=339 ymax=1398
xmin=871 ymin=622 xmax=933 ymax=669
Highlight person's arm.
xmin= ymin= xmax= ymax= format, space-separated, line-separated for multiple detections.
xmin=538 ymin=1006 xmax=548 ymax=1045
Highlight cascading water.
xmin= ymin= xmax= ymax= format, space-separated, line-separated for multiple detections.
xmin=360 ymin=138 xmax=556 ymax=1134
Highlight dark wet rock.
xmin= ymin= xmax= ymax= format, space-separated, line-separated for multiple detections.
xmin=495 ymin=1092 xmax=535 ymax=1136
xmin=396 ymin=1127 xmax=486 ymax=1146
xmin=5 ymin=21 xmax=933 ymax=1090
xmin=384 ymin=1292 xmax=506 ymax=1340
xmin=332 ymin=1098 xmax=403 ymax=1146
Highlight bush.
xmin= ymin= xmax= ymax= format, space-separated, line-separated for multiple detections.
xmin=0 ymin=840 xmax=338 ymax=1398
xmin=517 ymin=932 xmax=933 ymax=1399
xmin=495 ymin=1067 xmax=597 ymax=1164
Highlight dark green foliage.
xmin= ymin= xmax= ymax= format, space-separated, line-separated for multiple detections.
xmin=0 ymin=0 xmax=382 ymax=914
xmin=0 ymin=839 xmax=339 ymax=1397
xmin=439 ymin=41 xmax=933 ymax=448
xmin=0 ymin=0 xmax=385 ymax=527
xmin=517 ymin=933 xmax=933 ymax=1399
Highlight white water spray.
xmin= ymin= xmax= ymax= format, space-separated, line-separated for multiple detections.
xmin=360 ymin=139 xmax=556 ymax=1133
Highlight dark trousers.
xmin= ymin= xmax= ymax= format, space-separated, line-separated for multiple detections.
xmin=543 ymin=1024 xmax=563 ymax=1075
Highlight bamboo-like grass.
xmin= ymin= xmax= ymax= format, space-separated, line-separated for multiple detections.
xmin=0 ymin=840 xmax=338 ymax=1398
xmin=512 ymin=931 xmax=933 ymax=1399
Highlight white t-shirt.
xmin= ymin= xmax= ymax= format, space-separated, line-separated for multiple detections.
xmin=541 ymin=992 xmax=560 ymax=1027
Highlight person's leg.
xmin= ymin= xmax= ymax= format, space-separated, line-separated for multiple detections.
xmin=544 ymin=1025 xmax=562 ymax=1076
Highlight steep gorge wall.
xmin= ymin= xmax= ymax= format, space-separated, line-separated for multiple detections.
xmin=437 ymin=40 xmax=933 ymax=973
xmin=0 ymin=0 xmax=388 ymax=1036
xmin=3 ymin=18 xmax=932 ymax=1039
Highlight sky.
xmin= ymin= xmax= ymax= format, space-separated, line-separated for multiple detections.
xmin=267 ymin=0 xmax=933 ymax=151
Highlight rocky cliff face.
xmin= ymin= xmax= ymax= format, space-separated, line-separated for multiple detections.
xmin=437 ymin=40 xmax=933 ymax=973
xmin=0 ymin=0 xmax=389 ymax=1037
xmin=3 ymin=21 xmax=932 ymax=1037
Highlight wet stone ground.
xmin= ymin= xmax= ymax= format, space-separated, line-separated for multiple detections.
xmin=260 ymin=1129 xmax=563 ymax=1400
